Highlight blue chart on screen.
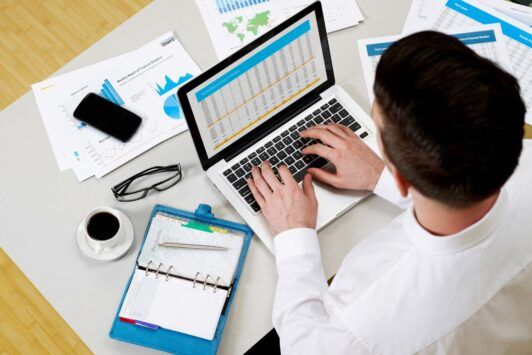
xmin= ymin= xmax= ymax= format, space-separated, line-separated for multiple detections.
xmin=217 ymin=0 xmax=269 ymax=14
xmin=164 ymin=94 xmax=181 ymax=119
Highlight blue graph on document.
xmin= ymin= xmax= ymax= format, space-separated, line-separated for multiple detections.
xmin=216 ymin=0 xmax=269 ymax=14
xmin=155 ymin=73 xmax=194 ymax=96
xmin=163 ymin=94 xmax=182 ymax=119
xmin=100 ymin=79 xmax=124 ymax=106
xmin=155 ymin=72 xmax=193 ymax=119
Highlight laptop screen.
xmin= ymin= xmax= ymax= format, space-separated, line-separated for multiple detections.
xmin=186 ymin=11 xmax=328 ymax=159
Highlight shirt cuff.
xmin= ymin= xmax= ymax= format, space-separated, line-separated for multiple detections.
xmin=373 ymin=168 xmax=400 ymax=204
xmin=274 ymin=228 xmax=320 ymax=263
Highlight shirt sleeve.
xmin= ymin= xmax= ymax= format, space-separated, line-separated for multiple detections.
xmin=373 ymin=168 xmax=411 ymax=209
xmin=272 ymin=228 xmax=374 ymax=354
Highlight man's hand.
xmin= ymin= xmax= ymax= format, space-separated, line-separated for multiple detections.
xmin=301 ymin=124 xmax=384 ymax=191
xmin=247 ymin=161 xmax=318 ymax=236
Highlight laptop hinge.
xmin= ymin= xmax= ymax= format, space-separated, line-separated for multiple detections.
xmin=224 ymin=93 xmax=322 ymax=163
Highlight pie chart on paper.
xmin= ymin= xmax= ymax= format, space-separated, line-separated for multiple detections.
xmin=163 ymin=94 xmax=181 ymax=119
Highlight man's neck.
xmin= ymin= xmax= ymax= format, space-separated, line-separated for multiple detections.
xmin=412 ymin=191 xmax=500 ymax=236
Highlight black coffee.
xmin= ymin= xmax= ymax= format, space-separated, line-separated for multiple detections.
xmin=87 ymin=212 xmax=120 ymax=241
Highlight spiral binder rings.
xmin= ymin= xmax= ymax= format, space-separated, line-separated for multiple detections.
xmin=109 ymin=204 xmax=253 ymax=355
xmin=141 ymin=261 xmax=228 ymax=295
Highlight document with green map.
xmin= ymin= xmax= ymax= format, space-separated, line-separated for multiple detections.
xmin=195 ymin=0 xmax=364 ymax=60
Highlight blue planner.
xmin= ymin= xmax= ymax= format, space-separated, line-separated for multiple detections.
xmin=109 ymin=204 xmax=253 ymax=354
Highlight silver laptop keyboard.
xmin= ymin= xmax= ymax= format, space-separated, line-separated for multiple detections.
xmin=223 ymin=98 xmax=368 ymax=212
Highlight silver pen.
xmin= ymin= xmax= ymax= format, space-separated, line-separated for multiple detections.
xmin=158 ymin=242 xmax=228 ymax=251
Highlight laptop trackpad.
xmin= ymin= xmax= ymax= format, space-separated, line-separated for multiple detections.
xmin=313 ymin=180 xmax=369 ymax=228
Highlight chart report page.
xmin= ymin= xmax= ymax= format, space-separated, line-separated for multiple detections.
xmin=186 ymin=13 xmax=328 ymax=158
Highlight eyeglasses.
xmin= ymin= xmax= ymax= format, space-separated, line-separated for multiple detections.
xmin=111 ymin=164 xmax=182 ymax=202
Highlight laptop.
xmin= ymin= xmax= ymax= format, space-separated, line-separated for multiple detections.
xmin=179 ymin=2 xmax=379 ymax=252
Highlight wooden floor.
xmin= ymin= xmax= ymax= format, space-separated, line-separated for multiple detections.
xmin=0 ymin=249 xmax=92 ymax=354
xmin=0 ymin=0 xmax=151 ymax=110
xmin=0 ymin=0 xmax=150 ymax=353
xmin=1 ymin=0 xmax=531 ymax=353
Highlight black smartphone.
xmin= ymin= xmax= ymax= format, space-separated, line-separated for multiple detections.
xmin=73 ymin=93 xmax=142 ymax=142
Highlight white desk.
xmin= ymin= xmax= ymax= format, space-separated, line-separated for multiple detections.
xmin=0 ymin=0 xmax=408 ymax=353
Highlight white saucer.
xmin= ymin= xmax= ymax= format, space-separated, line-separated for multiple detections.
xmin=76 ymin=210 xmax=134 ymax=262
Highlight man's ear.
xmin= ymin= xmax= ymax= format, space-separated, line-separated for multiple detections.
xmin=390 ymin=166 xmax=410 ymax=197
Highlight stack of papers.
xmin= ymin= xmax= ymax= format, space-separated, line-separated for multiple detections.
xmin=396 ymin=0 xmax=532 ymax=124
xmin=358 ymin=24 xmax=514 ymax=103
xmin=195 ymin=0 xmax=364 ymax=60
xmin=33 ymin=32 xmax=201 ymax=181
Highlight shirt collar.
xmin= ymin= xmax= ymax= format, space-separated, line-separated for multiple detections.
xmin=403 ymin=189 xmax=507 ymax=254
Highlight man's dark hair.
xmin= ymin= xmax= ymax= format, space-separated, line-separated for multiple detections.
xmin=374 ymin=31 xmax=525 ymax=207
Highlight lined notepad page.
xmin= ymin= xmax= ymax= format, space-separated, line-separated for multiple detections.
xmin=138 ymin=213 xmax=244 ymax=288
xmin=120 ymin=269 xmax=227 ymax=340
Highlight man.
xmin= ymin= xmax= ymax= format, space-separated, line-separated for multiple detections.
xmin=247 ymin=31 xmax=531 ymax=354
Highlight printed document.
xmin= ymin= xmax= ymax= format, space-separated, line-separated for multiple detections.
xmin=402 ymin=0 xmax=441 ymax=34
xmin=195 ymin=0 xmax=364 ymax=59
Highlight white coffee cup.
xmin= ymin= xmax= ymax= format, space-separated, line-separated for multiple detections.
xmin=84 ymin=207 xmax=125 ymax=254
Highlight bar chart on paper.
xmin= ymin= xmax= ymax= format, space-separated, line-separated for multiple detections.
xmin=100 ymin=79 xmax=124 ymax=106
xmin=216 ymin=0 xmax=270 ymax=14
xmin=190 ymin=19 xmax=327 ymax=157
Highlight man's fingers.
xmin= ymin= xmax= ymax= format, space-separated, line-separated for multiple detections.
xmin=302 ymin=174 xmax=318 ymax=206
xmin=328 ymin=123 xmax=355 ymax=138
xmin=247 ymin=178 xmax=266 ymax=207
xmin=307 ymin=167 xmax=340 ymax=187
xmin=251 ymin=166 xmax=273 ymax=198
xmin=333 ymin=123 xmax=363 ymax=141
xmin=261 ymin=161 xmax=282 ymax=190
xmin=301 ymin=143 xmax=335 ymax=161
xmin=300 ymin=126 xmax=344 ymax=148
xmin=277 ymin=164 xmax=297 ymax=187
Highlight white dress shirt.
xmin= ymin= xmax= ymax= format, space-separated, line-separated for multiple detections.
xmin=272 ymin=141 xmax=532 ymax=355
